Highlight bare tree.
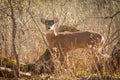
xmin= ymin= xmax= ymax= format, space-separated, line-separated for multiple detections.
xmin=8 ymin=0 xmax=20 ymax=77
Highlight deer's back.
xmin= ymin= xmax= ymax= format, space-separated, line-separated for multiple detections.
xmin=55 ymin=31 xmax=102 ymax=49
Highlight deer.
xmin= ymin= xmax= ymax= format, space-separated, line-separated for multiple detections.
xmin=58 ymin=25 xmax=79 ymax=32
xmin=41 ymin=18 xmax=106 ymax=66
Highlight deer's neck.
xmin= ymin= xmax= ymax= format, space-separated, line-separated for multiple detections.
xmin=46 ymin=30 xmax=56 ymax=47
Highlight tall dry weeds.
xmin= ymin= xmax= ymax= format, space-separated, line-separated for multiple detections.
xmin=0 ymin=0 xmax=120 ymax=79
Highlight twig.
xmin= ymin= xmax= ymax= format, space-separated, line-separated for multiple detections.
xmin=85 ymin=11 xmax=120 ymax=19
xmin=112 ymin=0 xmax=120 ymax=2
xmin=105 ymin=35 xmax=119 ymax=46
xmin=103 ymin=11 xmax=120 ymax=47
xmin=104 ymin=11 xmax=120 ymax=19
xmin=28 ymin=11 xmax=53 ymax=54
xmin=104 ymin=29 xmax=120 ymax=47
xmin=104 ymin=19 xmax=113 ymax=45
xmin=0 ymin=8 xmax=11 ymax=17
xmin=108 ymin=29 xmax=120 ymax=41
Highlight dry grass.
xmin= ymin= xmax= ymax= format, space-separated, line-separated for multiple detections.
xmin=0 ymin=0 xmax=120 ymax=79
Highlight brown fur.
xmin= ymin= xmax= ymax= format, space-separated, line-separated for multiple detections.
xmin=46 ymin=30 xmax=104 ymax=53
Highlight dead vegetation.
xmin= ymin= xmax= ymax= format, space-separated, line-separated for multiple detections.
xmin=0 ymin=0 xmax=120 ymax=80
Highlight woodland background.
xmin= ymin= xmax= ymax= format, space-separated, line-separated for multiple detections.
xmin=0 ymin=0 xmax=120 ymax=80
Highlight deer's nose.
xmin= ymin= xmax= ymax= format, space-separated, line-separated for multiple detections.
xmin=47 ymin=24 xmax=52 ymax=29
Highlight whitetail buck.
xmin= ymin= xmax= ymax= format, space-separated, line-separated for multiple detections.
xmin=41 ymin=18 xmax=105 ymax=65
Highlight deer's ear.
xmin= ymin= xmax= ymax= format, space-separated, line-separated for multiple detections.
xmin=41 ymin=18 xmax=46 ymax=24
xmin=54 ymin=18 xmax=58 ymax=23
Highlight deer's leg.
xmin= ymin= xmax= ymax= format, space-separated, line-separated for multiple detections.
xmin=63 ymin=50 xmax=69 ymax=67
xmin=57 ymin=45 xmax=66 ymax=66
xmin=57 ymin=47 xmax=69 ymax=67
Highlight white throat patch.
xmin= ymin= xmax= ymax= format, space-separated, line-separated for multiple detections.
xmin=50 ymin=25 xmax=58 ymax=36
xmin=50 ymin=25 xmax=55 ymax=30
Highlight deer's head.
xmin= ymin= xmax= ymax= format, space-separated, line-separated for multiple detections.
xmin=41 ymin=18 xmax=58 ymax=36
xmin=41 ymin=18 xmax=58 ymax=30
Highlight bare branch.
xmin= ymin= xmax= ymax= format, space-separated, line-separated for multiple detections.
xmin=104 ymin=29 xmax=120 ymax=47
xmin=112 ymin=0 xmax=120 ymax=2
xmin=28 ymin=11 xmax=53 ymax=54
xmin=105 ymin=35 xmax=119 ymax=47
xmin=0 ymin=8 xmax=11 ymax=17
xmin=85 ymin=11 xmax=120 ymax=19
xmin=104 ymin=11 xmax=120 ymax=47
xmin=104 ymin=11 xmax=120 ymax=19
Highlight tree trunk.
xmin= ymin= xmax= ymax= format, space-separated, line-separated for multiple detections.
xmin=8 ymin=0 xmax=20 ymax=78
